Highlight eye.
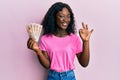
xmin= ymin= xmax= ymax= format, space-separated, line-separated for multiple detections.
xmin=59 ymin=15 xmax=65 ymax=18
xmin=67 ymin=15 xmax=70 ymax=18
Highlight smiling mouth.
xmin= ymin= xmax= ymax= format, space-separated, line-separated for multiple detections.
xmin=62 ymin=23 xmax=68 ymax=27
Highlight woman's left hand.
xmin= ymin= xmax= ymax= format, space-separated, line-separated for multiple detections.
xmin=79 ymin=22 xmax=94 ymax=41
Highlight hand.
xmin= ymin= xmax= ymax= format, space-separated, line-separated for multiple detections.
xmin=79 ymin=22 xmax=93 ymax=41
xmin=26 ymin=23 xmax=42 ymax=42
xmin=27 ymin=38 xmax=40 ymax=52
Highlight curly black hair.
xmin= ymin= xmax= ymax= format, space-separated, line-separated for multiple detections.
xmin=41 ymin=2 xmax=76 ymax=35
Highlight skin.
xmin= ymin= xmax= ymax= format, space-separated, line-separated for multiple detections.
xmin=55 ymin=8 xmax=70 ymax=37
xmin=27 ymin=7 xmax=93 ymax=69
xmin=77 ymin=22 xmax=93 ymax=67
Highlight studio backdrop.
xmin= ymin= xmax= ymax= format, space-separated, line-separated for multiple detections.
xmin=0 ymin=0 xmax=120 ymax=80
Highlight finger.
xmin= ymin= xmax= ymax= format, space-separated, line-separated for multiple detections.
xmin=26 ymin=24 xmax=31 ymax=33
xmin=27 ymin=38 xmax=32 ymax=49
xmin=29 ymin=40 xmax=35 ymax=49
xmin=82 ymin=22 xmax=85 ymax=29
xmin=26 ymin=26 xmax=33 ymax=38
xmin=90 ymin=29 xmax=94 ymax=33
xmin=29 ymin=23 xmax=33 ymax=28
xmin=26 ymin=26 xmax=29 ymax=33
xmin=86 ymin=24 xmax=88 ymax=30
xmin=29 ymin=23 xmax=33 ymax=34
xmin=28 ymin=39 xmax=35 ymax=49
xmin=79 ymin=29 xmax=83 ymax=34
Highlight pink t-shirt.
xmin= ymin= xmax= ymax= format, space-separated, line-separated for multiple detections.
xmin=39 ymin=33 xmax=82 ymax=72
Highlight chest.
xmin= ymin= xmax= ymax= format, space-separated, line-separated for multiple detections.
xmin=45 ymin=38 xmax=76 ymax=56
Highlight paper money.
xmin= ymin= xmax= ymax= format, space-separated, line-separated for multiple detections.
xmin=26 ymin=23 xmax=42 ymax=42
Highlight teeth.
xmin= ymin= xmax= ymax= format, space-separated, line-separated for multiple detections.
xmin=63 ymin=23 xmax=67 ymax=26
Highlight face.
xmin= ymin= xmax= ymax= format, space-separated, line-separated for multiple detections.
xmin=56 ymin=7 xmax=71 ymax=30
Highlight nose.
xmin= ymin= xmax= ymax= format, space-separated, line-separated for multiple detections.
xmin=63 ymin=17 xmax=69 ymax=22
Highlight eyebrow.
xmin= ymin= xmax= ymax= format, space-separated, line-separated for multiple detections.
xmin=58 ymin=12 xmax=70 ymax=15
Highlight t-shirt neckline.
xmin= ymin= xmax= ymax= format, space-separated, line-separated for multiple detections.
xmin=52 ymin=33 xmax=72 ymax=39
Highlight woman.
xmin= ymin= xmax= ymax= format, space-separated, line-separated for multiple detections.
xmin=27 ymin=2 xmax=93 ymax=80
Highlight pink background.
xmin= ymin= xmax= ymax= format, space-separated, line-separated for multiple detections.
xmin=0 ymin=0 xmax=120 ymax=80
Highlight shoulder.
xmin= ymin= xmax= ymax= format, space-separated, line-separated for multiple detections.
xmin=40 ymin=34 xmax=52 ymax=39
xmin=70 ymin=33 xmax=80 ymax=39
xmin=70 ymin=33 xmax=82 ymax=43
xmin=40 ymin=34 xmax=53 ymax=42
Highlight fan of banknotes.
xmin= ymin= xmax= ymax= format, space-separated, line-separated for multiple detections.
xmin=26 ymin=23 xmax=42 ymax=42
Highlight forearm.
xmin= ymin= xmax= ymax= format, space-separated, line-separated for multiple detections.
xmin=27 ymin=38 xmax=50 ymax=69
xmin=79 ymin=41 xmax=90 ymax=67
xmin=35 ymin=49 xmax=50 ymax=69
xmin=78 ymin=22 xmax=93 ymax=67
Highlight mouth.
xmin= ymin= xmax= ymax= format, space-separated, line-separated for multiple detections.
xmin=61 ymin=22 xmax=68 ymax=27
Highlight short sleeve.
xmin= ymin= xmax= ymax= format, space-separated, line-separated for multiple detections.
xmin=39 ymin=37 xmax=47 ymax=51
xmin=75 ymin=36 xmax=83 ymax=54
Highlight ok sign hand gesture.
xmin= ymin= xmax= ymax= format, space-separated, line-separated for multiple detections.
xmin=79 ymin=22 xmax=93 ymax=42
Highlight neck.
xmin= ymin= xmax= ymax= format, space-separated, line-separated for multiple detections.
xmin=54 ymin=28 xmax=68 ymax=37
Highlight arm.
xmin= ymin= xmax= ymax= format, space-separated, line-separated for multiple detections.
xmin=77 ymin=41 xmax=90 ymax=67
xmin=77 ymin=22 xmax=93 ymax=67
xmin=27 ymin=38 xmax=50 ymax=69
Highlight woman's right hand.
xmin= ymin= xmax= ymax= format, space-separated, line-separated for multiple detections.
xmin=27 ymin=38 xmax=40 ymax=52
xmin=27 ymin=38 xmax=50 ymax=69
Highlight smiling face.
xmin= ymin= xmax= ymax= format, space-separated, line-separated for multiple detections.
xmin=56 ymin=7 xmax=71 ymax=30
